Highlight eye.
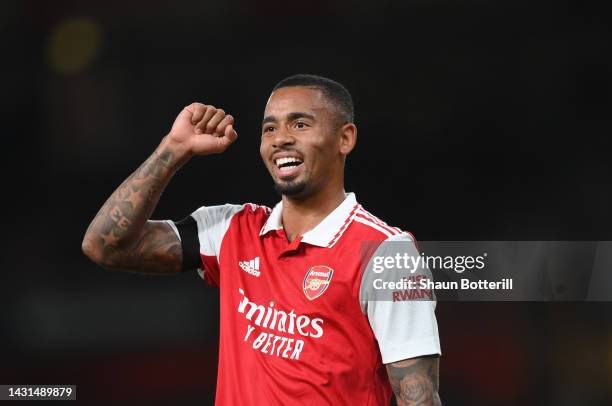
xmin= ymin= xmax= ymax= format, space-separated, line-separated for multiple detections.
xmin=263 ymin=125 xmax=275 ymax=133
xmin=294 ymin=121 xmax=308 ymax=129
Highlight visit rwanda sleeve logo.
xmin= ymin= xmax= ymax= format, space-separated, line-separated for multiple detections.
xmin=303 ymin=265 xmax=334 ymax=300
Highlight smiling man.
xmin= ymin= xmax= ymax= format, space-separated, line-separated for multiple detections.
xmin=82 ymin=74 xmax=441 ymax=405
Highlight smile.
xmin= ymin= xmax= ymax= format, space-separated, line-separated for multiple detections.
xmin=272 ymin=156 xmax=304 ymax=179
xmin=275 ymin=157 xmax=303 ymax=169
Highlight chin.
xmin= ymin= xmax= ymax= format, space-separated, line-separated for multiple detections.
xmin=273 ymin=179 xmax=308 ymax=197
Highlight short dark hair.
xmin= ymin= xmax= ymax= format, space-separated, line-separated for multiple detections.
xmin=272 ymin=74 xmax=354 ymax=125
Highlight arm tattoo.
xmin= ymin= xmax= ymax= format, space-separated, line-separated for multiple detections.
xmin=386 ymin=356 xmax=441 ymax=406
xmin=101 ymin=221 xmax=182 ymax=274
xmin=83 ymin=148 xmax=183 ymax=273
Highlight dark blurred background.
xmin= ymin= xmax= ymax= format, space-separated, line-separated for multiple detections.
xmin=2 ymin=0 xmax=611 ymax=404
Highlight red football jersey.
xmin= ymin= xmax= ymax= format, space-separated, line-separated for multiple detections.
xmin=170 ymin=193 xmax=440 ymax=405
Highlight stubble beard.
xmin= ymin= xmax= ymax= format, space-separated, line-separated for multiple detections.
xmin=273 ymin=178 xmax=308 ymax=197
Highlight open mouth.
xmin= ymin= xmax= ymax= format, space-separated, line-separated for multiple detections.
xmin=274 ymin=156 xmax=304 ymax=179
xmin=275 ymin=157 xmax=303 ymax=169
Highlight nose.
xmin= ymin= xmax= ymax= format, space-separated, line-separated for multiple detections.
xmin=271 ymin=126 xmax=295 ymax=149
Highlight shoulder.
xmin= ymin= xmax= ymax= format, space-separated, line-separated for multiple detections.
xmin=231 ymin=203 xmax=272 ymax=222
xmin=190 ymin=203 xmax=272 ymax=226
xmin=349 ymin=204 xmax=416 ymax=242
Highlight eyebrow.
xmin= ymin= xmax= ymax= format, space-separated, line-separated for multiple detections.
xmin=262 ymin=112 xmax=315 ymax=126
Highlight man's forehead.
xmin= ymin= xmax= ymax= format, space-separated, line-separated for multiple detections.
xmin=264 ymin=86 xmax=328 ymax=116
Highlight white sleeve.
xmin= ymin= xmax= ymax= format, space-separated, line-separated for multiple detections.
xmin=184 ymin=204 xmax=246 ymax=283
xmin=360 ymin=234 xmax=441 ymax=364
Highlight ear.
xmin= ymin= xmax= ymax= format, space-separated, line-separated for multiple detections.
xmin=338 ymin=123 xmax=357 ymax=156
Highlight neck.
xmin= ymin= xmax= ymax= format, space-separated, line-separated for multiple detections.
xmin=281 ymin=186 xmax=346 ymax=242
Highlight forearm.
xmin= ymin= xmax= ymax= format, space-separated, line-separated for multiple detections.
xmin=387 ymin=356 xmax=441 ymax=406
xmin=395 ymin=392 xmax=441 ymax=406
xmin=82 ymin=137 xmax=187 ymax=266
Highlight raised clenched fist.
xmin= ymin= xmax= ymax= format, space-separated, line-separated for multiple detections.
xmin=166 ymin=102 xmax=238 ymax=157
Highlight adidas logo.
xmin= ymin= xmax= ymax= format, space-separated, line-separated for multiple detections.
xmin=239 ymin=256 xmax=261 ymax=277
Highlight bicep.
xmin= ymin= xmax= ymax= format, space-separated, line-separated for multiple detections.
xmin=102 ymin=220 xmax=183 ymax=274
xmin=386 ymin=355 xmax=441 ymax=406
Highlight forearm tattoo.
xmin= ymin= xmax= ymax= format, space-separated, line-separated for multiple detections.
xmin=386 ymin=356 xmax=441 ymax=406
xmin=84 ymin=148 xmax=182 ymax=273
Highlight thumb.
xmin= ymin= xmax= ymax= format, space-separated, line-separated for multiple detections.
xmin=217 ymin=124 xmax=238 ymax=149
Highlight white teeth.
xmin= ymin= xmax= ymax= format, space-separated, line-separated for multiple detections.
xmin=275 ymin=157 xmax=303 ymax=167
